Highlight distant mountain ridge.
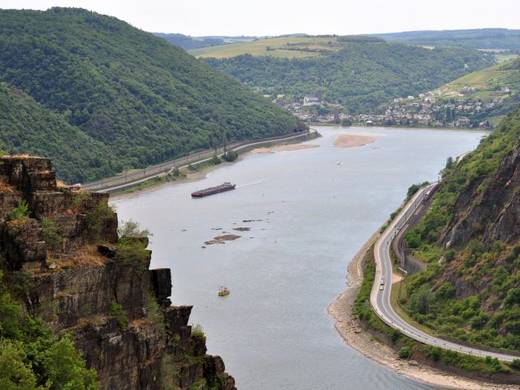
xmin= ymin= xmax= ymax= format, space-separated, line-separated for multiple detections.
xmin=154 ymin=32 xmax=256 ymax=50
xmin=0 ymin=8 xmax=300 ymax=182
xmin=375 ymin=28 xmax=520 ymax=50
xmin=155 ymin=28 xmax=520 ymax=52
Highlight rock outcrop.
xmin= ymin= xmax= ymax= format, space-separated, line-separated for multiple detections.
xmin=442 ymin=140 xmax=520 ymax=248
xmin=0 ymin=155 xmax=235 ymax=390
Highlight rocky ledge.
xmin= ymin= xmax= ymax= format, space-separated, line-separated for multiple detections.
xmin=0 ymin=155 xmax=235 ymax=390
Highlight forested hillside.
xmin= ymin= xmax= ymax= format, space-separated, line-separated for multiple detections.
xmin=0 ymin=83 xmax=114 ymax=182
xmin=0 ymin=8 xmax=300 ymax=183
xmin=376 ymin=28 xmax=520 ymax=50
xmin=203 ymin=37 xmax=494 ymax=113
xmin=403 ymin=107 xmax=520 ymax=352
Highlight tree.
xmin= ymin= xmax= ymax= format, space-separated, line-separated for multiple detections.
xmin=118 ymin=220 xmax=150 ymax=239
xmin=0 ymin=340 xmax=38 ymax=390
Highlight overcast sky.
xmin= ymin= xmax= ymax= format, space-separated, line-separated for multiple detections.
xmin=3 ymin=0 xmax=520 ymax=36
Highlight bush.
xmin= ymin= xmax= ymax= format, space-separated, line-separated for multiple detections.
xmin=191 ymin=324 xmax=206 ymax=342
xmin=40 ymin=336 xmax=98 ymax=389
xmin=118 ymin=220 xmax=150 ymax=239
xmin=0 ymin=339 xmax=38 ymax=389
xmin=406 ymin=181 xmax=429 ymax=200
xmin=398 ymin=346 xmax=411 ymax=359
xmin=511 ymin=359 xmax=520 ymax=370
xmin=114 ymin=237 xmax=149 ymax=271
xmin=428 ymin=346 xmax=441 ymax=362
xmin=410 ymin=287 xmax=433 ymax=314
xmin=0 ymin=271 xmax=98 ymax=388
xmin=7 ymin=200 xmax=30 ymax=221
xmin=222 ymin=150 xmax=238 ymax=162
xmin=109 ymin=302 xmax=128 ymax=330
xmin=85 ymin=202 xmax=114 ymax=240
xmin=210 ymin=153 xmax=221 ymax=165
xmin=390 ymin=329 xmax=401 ymax=343
xmin=42 ymin=218 xmax=63 ymax=251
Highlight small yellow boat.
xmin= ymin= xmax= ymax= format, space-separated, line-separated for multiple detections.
xmin=218 ymin=286 xmax=230 ymax=297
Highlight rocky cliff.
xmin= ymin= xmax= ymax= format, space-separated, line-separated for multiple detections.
xmin=0 ymin=155 xmax=235 ymax=389
xmin=441 ymin=139 xmax=519 ymax=248
xmin=403 ymin=108 xmax=520 ymax=353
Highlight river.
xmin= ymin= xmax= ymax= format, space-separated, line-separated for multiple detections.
xmin=112 ymin=126 xmax=486 ymax=389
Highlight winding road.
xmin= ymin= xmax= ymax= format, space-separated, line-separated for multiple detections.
xmin=370 ymin=184 xmax=517 ymax=362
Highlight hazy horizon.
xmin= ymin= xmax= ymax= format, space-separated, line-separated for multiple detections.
xmin=2 ymin=0 xmax=519 ymax=37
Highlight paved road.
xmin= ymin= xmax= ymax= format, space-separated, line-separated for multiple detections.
xmin=370 ymin=184 xmax=517 ymax=362
xmin=83 ymin=130 xmax=317 ymax=193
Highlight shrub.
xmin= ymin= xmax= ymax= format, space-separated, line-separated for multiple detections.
xmin=428 ymin=346 xmax=441 ymax=362
xmin=85 ymin=202 xmax=114 ymax=240
xmin=118 ymin=220 xmax=150 ymax=239
xmin=511 ymin=359 xmax=520 ymax=370
xmin=192 ymin=324 xmax=206 ymax=342
xmin=7 ymin=200 xmax=30 ymax=221
xmin=109 ymin=302 xmax=128 ymax=330
xmin=210 ymin=153 xmax=221 ymax=165
xmin=436 ymin=282 xmax=456 ymax=300
xmin=172 ymin=167 xmax=181 ymax=177
xmin=42 ymin=218 xmax=63 ymax=251
xmin=398 ymin=346 xmax=411 ymax=359
xmin=484 ymin=356 xmax=504 ymax=373
xmin=0 ymin=339 xmax=38 ymax=389
xmin=40 ymin=336 xmax=98 ymax=389
xmin=445 ymin=249 xmax=456 ymax=262
xmin=0 ymin=271 xmax=98 ymax=388
xmin=222 ymin=150 xmax=238 ymax=162
xmin=505 ymin=288 xmax=520 ymax=307
xmin=390 ymin=329 xmax=401 ymax=343
xmin=114 ymin=237 xmax=149 ymax=272
xmin=410 ymin=287 xmax=433 ymax=314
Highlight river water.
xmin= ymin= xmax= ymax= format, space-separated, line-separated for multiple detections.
xmin=112 ymin=126 xmax=486 ymax=390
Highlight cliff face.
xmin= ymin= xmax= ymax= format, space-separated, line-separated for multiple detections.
xmin=403 ymin=109 xmax=520 ymax=352
xmin=441 ymin=140 xmax=520 ymax=248
xmin=0 ymin=155 xmax=235 ymax=389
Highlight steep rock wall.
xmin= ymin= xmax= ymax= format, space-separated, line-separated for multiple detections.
xmin=0 ymin=155 xmax=235 ymax=390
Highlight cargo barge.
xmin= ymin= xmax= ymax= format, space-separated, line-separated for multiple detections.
xmin=191 ymin=182 xmax=236 ymax=198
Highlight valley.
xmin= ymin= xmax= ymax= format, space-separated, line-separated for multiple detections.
xmin=0 ymin=3 xmax=519 ymax=389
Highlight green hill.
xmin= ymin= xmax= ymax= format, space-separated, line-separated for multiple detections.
xmin=433 ymin=58 xmax=520 ymax=125
xmin=0 ymin=8 xmax=301 ymax=183
xmin=436 ymin=58 xmax=520 ymax=101
xmin=403 ymin=107 xmax=520 ymax=352
xmin=201 ymin=36 xmax=495 ymax=113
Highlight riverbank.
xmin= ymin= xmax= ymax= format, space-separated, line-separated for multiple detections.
xmin=328 ymin=235 xmax=519 ymax=390
xmin=89 ymin=130 xmax=320 ymax=195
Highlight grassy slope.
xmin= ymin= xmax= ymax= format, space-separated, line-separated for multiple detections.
xmin=436 ymin=58 xmax=520 ymax=101
xmin=0 ymin=8 xmax=300 ymax=183
xmin=191 ymin=36 xmax=344 ymax=58
xmin=403 ymin=108 xmax=520 ymax=353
